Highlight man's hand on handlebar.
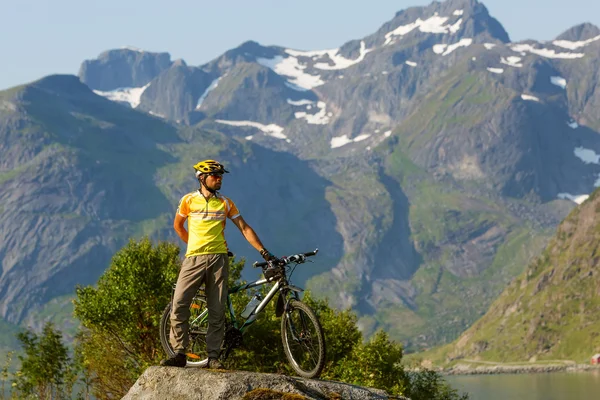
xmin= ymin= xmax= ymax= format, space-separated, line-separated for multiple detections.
xmin=252 ymin=249 xmax=319 ymax=269
xmin=259 ymin=247 xmax=277 ymax=262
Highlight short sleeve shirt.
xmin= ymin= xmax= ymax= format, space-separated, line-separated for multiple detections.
xmin=176 ymin=191 xmax=240 ymax=257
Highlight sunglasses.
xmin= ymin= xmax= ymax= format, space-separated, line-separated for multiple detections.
xmin=207 ymin=172 xmax=223 ymax=178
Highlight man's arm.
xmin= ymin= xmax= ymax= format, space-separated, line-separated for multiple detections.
xmin=173 ymin=214 xmax=189 ymax=243
xmin=230 ymin=216 xmax=265 ymax=252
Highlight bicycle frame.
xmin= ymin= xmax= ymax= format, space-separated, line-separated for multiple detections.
xmin=190 ymin=276 xmax=294 ymax=335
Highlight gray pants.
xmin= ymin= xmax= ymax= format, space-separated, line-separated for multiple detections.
xmin=169 ymin=253 xmax=229 ymax=358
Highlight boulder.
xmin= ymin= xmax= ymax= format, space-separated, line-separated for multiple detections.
xmin=122 ymin=366 xmax=407 ymax=400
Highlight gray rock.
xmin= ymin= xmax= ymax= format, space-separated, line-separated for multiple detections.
xmin=555 ymin=23 xmax=600 ymax=41
xmin=122 ymin=366 xmax=404 ymax=400
xmin=79 ymin=48 xmax=172 ymax=91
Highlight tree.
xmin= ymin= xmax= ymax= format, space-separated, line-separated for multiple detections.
xmin=73 ymin=238 xmax=181 ymax=399
xmin=13 ymin=322 xmax=73 ymax=400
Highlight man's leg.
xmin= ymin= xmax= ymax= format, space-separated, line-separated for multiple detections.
xmin=169 ymin=255 xmax=207 ymax=354
xmin=205 ymin=253 xmax=229 ymax=361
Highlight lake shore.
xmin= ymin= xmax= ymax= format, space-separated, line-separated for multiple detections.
xmin=440 ymin=362 xmax=600 ymax=375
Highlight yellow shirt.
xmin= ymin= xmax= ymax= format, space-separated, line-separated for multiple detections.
xmin=176 ymin=191 xmax=240 ymax=257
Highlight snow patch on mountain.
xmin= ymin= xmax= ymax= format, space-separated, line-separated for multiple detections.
xmin=148 ymin=110 xmax=166 ymax=118
xmin=405 ymin=60 xmax=418 ymax=67
xmin=553 ymin=35 xmax=600 ymax=50
xmin=93 ymin=83 xmax=150 ymax=108
xmin=215 ymin=119 xmax=287 ymax=140
xmin=510 ymin=43 xmax=584 ymax=59
xmin=568 ymin=121 xmax=579 ymax=129
xmin=384 ymin=14 xmax=463 ymax=46
xmin=353 ymin=134 xmax=371 ymax=142
xmin=483 ymin=43 xmax=496 ymax=50
xmin=501 ymin=56 xmax=523 ymax=67
xmin=551 ymin=76 xmax=567 ymax=89
xmin=284 ymin=48 xmax=331 ymax=58
xmin=433 ymin=44 xmax=446 ymax=54
xmin=521 ymin=94 xmax=539 ymax=101
xmin=574 ymin=147 xmax=600 ymax=164
xmin=294 ymin=101 xmax=331 ymax=124
xmin=257 ymin=55 xmax=324 ymax=91
xmin=558 ymin=193 xmax=589 ymax=204
xmin=433 ymin=38 xmax=473 ymax=56
xmin=309 ymin=41 xmax=372 ymax=70
xmin=331 ymin=133 xmax=372 ymax=149
xmin=196 ymin=77 xmax=222 ymax=109
xmin=287 ymin=99 xmax=314 ymax=106
xmin=487 ymin=67 xmax=504 ymax=74
xmin=453 ymin=9 xmax=464 ymax=16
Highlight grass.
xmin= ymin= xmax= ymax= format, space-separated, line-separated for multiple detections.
xmin=243 ymin=388 xmax=307 ymax=400
xmin=394 ymin=70 xmax=512 ymax=152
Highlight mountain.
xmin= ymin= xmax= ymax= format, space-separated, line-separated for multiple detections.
xmin=555 ymin=23 xmax=600 ymax=42
xmin=438 ymin=188 xmax=600 ymax=362
xmin=0 ymin=75 xmax=341 ymax=329
xmin=0 ymin=75 xmax=180 ymax=323
xmin=4 ymin=0 xmax=600 ymax=352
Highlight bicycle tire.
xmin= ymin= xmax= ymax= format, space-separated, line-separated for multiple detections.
xmin=159 ymin=296 xmax=209 ymax=367
xmin=281 ymin=299 xmax=326 ymax=378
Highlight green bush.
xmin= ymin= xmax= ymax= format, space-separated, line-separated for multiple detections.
xmin=73 ymin=237 xmax=181 ymax=399
xmin=66 ymin=237 xmax=467 ymax=399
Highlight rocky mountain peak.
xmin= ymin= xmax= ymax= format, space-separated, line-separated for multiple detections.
xmin=555 ymin=22 xmax=600 ymax=41
xmin=23 ymin=74 xmax=102 ymax=105
xmin=78 ymin=48 xmax=172 ymax=91
xmin=380 ymin=0 xmax=509 ymax=47
xmin=28 ymin=74 xmax=91 ymax=94
xmin=221 ymin=40 xmax=281 ymax=63
xmin=172 ymin=58 xmax=188 ymax=68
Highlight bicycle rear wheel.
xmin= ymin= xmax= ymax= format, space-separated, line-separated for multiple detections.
xmin=159 ymin=295 xmax=209 ymax=367
xmin=281 ymin=299 xmax=326 ymax=378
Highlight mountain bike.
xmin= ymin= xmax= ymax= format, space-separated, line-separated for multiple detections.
xmin=159 ymin=249 xmax=326 ymax=378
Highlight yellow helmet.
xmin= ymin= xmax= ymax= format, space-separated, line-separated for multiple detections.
xmin=193 ymin=160 xmax=229 ymax=177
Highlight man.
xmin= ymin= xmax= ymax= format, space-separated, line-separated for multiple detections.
xmin=160 ymin=159 xmax=276 ymax=368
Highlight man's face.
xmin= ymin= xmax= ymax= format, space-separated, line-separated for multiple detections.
xmin=205 ymin=173 xmax=223 ymax=191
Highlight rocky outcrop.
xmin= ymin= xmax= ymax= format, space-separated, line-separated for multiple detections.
xmin=78 ymin=48 xmax=172 ymax=91
xmin=122 ymin=367 xmax=404 ymax=400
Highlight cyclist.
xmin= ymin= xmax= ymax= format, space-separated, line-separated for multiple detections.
xmin=160 ymin=159 xmax=276 ymax=368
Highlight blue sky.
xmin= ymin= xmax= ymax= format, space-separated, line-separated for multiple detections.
xmin=1 ymin=0 xmax=599 ymax=90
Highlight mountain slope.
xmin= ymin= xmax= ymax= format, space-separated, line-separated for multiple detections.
xmin=0 ymin=75 xmax=344 ymax=327
xmin=0 ymin=75 xmax=180 ymax=322
xmin=442 ymin=188 xmax=600 ymax=362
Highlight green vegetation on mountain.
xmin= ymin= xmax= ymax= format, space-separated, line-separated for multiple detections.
xmin=420 ymin=188 xmax=600 ymax=364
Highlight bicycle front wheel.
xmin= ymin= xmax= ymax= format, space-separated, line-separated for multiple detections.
xmin=281 ymin=299 xmax=326 ymax=378
xmin=159 ymin=295 xmax=209 ymax=367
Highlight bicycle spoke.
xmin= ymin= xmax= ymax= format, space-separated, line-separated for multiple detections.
xmin=283 ymin=302 xmax=324 ymax=376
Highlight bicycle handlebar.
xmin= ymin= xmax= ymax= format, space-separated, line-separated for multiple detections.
xmin=252 ymin=248 xmax=319 ymax=268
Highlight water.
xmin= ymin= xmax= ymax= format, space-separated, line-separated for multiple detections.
xmin=445 ymin=371 xmax=600 ymax=400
